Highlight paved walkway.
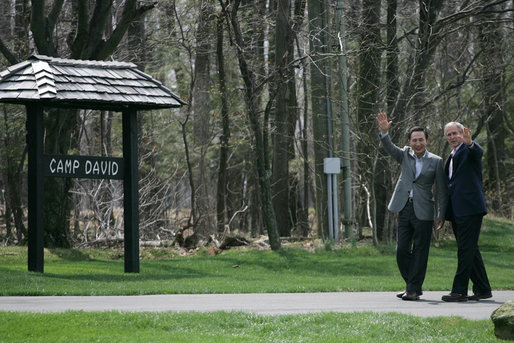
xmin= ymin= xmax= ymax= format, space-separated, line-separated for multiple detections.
xmin=1 ymin=291 xmax=512 ymax=320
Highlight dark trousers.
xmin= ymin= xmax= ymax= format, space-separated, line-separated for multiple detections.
xmin=450 ymin=214 xmax=491 ymax=295
xmin=396 ymin=201 xmax=433 ymax=294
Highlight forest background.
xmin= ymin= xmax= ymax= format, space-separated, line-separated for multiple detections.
xmin=0 ymin=0 xmax=512 ymax=251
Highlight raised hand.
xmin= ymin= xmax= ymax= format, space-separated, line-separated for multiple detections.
xmin=463 ymin=127 xmax=472 ymax=146
xmin=376 ymin=112 xmax=392 ymax=133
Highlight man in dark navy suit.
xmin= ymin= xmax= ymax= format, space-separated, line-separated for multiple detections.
xmin=441 ymin=122 xmax=492 ymax=302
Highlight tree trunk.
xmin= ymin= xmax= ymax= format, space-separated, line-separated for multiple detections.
xmin=382 ymin=0 xmax=399 ymax=242
xmin=356 ymin=0 xmax=383 ymax=241
xmin=286 ymin=10 xmax=299 ymax=235
xmin=43 ymin=108 xmax=77 ymax=247
xmin=272 ymin=0 xmax=293 ymax=237
xmin=291 ymin=0 xmax=310 ymax=237
xmin=336 ymin=0 xmax=353 ymax=240
xmin=386 ymin=0 xmax=399 ymax=115
xmin=216 ymin=14 xmax=230 ymax=234
xmin=192 ymin=0 xmax=215 ymax=238
xmin=299 ymin=43 xmax=311 ymax=237
xmin=14 ymin=0 xmax=30 ymax=58
xmin=308 ymin=0 xmax=330 ymax=239
xmin=477 ymin=2 xmax=507 ymax=214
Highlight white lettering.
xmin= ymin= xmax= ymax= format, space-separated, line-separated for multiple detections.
xmin=56 ymin=159 xmax=64 ymax=173
xmin=47 ymin=157 xmax=120 ymax=178
xmin=101 ymin=161 xmax=108 ymax=175
xmin=73 ymin=160 xmax=80 ymax=174
xmin=92 ymin=161 xmax=100 ymax=174
xmin=49 ymin=158 xmax=57 ymax=173
xmin=65 ymin=159 xmax=72 ymax=173
xmin=112 ymin=162 xmax=119 ymax=176
xmin=85 ymin=160 xmax=92 ymax=174
xmin=49 ymin=158 xmax=82 ymax=175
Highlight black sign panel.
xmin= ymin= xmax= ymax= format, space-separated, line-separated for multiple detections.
xmin=43 ymin=155 xmax=124 ymax=179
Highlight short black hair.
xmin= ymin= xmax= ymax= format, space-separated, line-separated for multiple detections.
xmin=407 ymin=126 xmax=428 ymax=140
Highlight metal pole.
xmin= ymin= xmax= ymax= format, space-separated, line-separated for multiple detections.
xmin=332 ymin=174 xmax=339 ymax=241
xmin=327 ymin=175 xmax=334 ymax=240
xmin=320 ymin=0 xmax=340 ymax=242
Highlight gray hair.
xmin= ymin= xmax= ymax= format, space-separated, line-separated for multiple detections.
xmin=444 ymin=121 xmax=464 ymax=133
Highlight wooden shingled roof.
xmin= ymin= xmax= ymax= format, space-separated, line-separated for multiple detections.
xmin=0 ymin=55 xmax=186 ymax=110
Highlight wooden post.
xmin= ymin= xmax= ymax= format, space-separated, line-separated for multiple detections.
xmin=122 ymin=108 xmax=140 ymax=273
xmin=26 ymin=105 xmax=44 ymax=273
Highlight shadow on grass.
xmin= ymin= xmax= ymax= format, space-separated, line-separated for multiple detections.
xmin=0 ymin=248 xmax=398 ymax=284
xmin=204 ymin=248 xmax=397 ymax=278
xmin=48 ymin=248 xmax=95 ymax=261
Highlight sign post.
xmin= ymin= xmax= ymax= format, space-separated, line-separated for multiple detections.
xmin=26 ymin=107 xmax=140 ymax=273
xmin=122 ymin=108 xmax=139 ymax=273
xmin=27 ymin=105 xmax=44 ymax=273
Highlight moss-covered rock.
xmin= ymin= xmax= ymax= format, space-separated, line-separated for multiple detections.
xmin=491 ymin=299 xmax=514 ymax=340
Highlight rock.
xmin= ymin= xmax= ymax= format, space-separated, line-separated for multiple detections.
xmin=491 ymin=299 xmax=514 ymax=340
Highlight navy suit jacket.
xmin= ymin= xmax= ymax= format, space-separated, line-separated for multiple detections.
xmin=445 ymin=141 xmax=487 ymax=219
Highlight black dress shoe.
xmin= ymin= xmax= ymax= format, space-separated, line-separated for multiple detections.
xmin=397 ymin=290 xmax=422 ymax=298
xmin=468 ymin=292 xmax=492 ymax=301
xmin=441 ymin=293 xmax=468 ymax=302
xmin=402 ymin=291 xmax=420 ymax=301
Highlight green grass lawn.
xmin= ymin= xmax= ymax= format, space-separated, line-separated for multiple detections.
xmin=0 ymin=216 xmax=512 ymax=342
xmin=0 ymin=216 xmax=512 ymax=295
xmin=0 ymin=311 xmax=503 ymax=342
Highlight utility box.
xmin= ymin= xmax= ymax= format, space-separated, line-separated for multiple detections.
xmin=324 ymin=157 xmax=341 ymax=174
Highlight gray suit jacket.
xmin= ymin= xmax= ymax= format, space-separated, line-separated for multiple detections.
xmin=380 ymin=133 xmax=448 ymax=221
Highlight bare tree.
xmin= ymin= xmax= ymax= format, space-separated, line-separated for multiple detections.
xmin=215 ymin=13 xmax=230 ymax=234
xmin=192 ymin=0 xmax=216 ymax=238
xmin=477 ymin=0 xmax=509 ymax=214
xmin=308 ymin=0 xmax=330 ymax=239
xmin=220 ymin=0 xmax=281 ymax=250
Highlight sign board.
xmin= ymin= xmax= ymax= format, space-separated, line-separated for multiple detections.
xmin=43 ymin=155 xmax=124 ymax=179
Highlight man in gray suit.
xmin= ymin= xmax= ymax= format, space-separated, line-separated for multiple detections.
xmin=376 ymin=113 xmax=448 ymax=301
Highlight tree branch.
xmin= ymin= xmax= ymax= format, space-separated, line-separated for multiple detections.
xmin=96 ymin=1 xmax=157 ymax=60
xmin=30 ymin=0 xmax=50 ymax=55
xmin=0 ymin=37 xmax=18 ymax=65
xmin=70 ymin=0 xmax=90 ymax=59
xmin=502 ymin=111 xmax=514 ymax=134
xmin=82 ymin=0 xmax=113 ymax=59
xmin=47 ymin=0 xmax=65 ymax=35
xmin=435 ymin=0 xmax=512 ymax=28
xmin=419 ymin=50 xmax=483 ymax=110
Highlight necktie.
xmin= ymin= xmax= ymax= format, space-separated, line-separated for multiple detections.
xmin=449 ymin=150 xmax=455 ymax=179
